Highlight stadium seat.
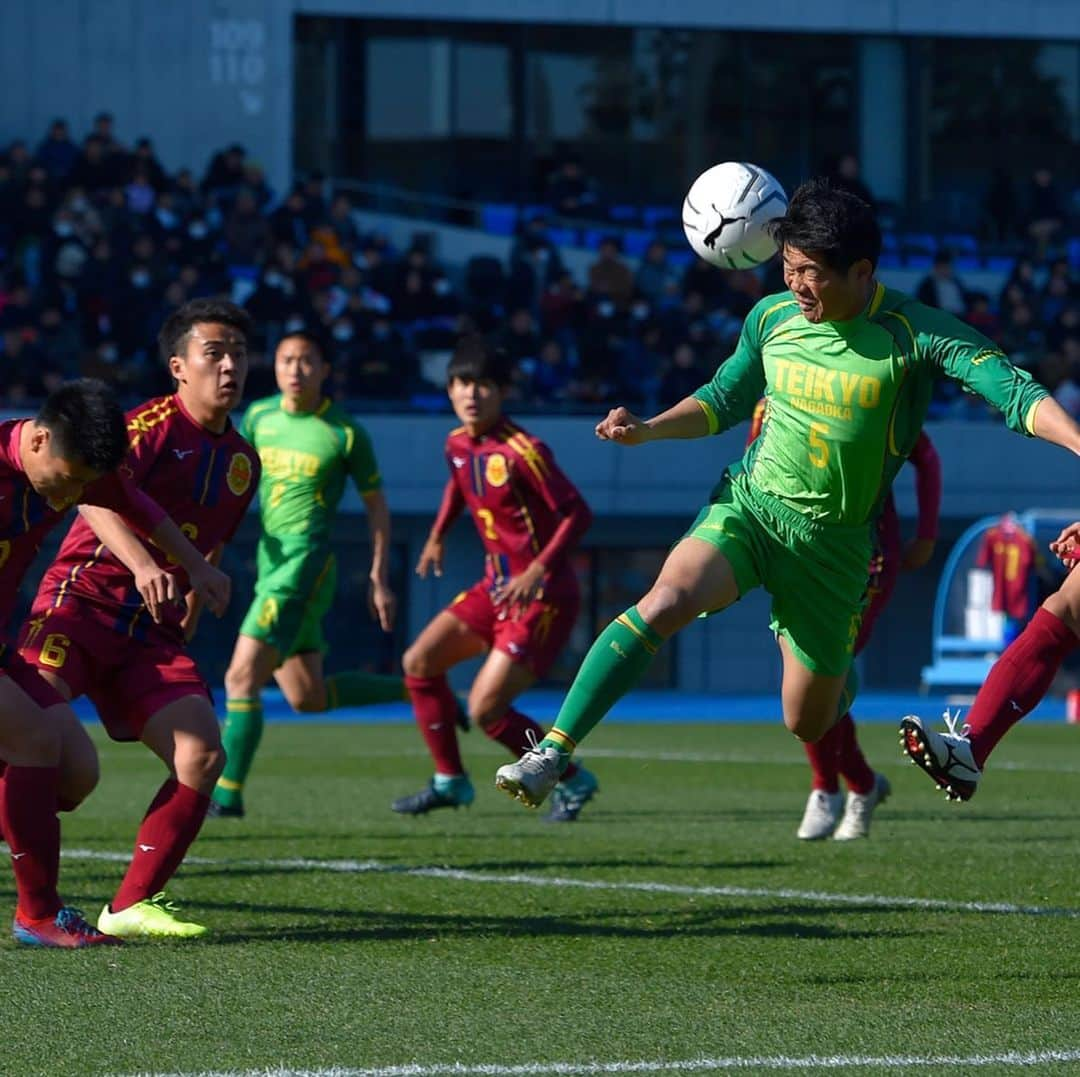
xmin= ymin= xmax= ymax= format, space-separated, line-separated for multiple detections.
xmin=877 ymin=253 xmax=903 ymax=270
xmin=642 ymin=206 xmax=677 ymax=228
xmin=480 ymin=204 xmax=518 ymax=236
xmin=904 ymin=254 xmax=934 ymax=270
xmin=901 ymin=232 xmax=937 ymax=255
xmin=623 ymin=230 xmax=654 ymax=257
xmin=1068 ymin=237 xmax=1080 ymax=269
xmin=667 ymin=250 xmax=695 ymax=270
xmin=942 ymin=233 xmax=979 ymax=254
xmin=547 ymin=226 xmax=579 ymax=248
xmin=609 ymin=205 xmax=639 ymax=224
xmin=881 ymin=232 xmax=900 ymax=253
xmin=984 ymin=255 xmax=1016 ymax=274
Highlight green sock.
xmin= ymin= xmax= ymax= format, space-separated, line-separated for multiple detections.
xmin=325 ymin=671 xmax=407 ymax=710
xmin=541 ymin=606 xmax=663 ymax=754
xmin=214 ymin=698 xmax=264 ymax=809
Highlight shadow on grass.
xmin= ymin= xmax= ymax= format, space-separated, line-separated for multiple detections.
xmin=191 ymin=904 xmax=905 ymax=946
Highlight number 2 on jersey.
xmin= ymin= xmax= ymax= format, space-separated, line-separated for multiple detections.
xmin=808 ymin=422 xmax=830 ymax=469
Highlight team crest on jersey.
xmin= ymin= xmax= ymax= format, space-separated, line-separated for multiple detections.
xmin=227 ymin=452 xmax=253 ymax=496
xmin=485 ymin=452 xmax=509 ymax=487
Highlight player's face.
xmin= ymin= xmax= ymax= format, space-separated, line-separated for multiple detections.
xmin=782 ymin=245 xmax=873 ymax=323
xmin=275 ymin=337 xmax=329 ymax=410
xmin=447 ymin=376 xmax=505 ymax=433
xmin=170 ymin=322 xmax=249 ymax=424
xmin=24 ymin=427 xmax=102 ymax=509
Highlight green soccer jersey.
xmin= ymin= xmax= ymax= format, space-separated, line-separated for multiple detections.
xmin=693 ymin=282 xmax=1049 ymax=527
xmin=241 ymin=395 xmax=382 ymax=541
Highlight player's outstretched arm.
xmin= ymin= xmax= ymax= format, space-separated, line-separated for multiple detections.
xmin=362 ymin=489 xmax=396 ymax=632
xmin=1031 ymin=397 xmax=1080 ymax=457
xmin=596 ymin=397 xmax=711 ymax=445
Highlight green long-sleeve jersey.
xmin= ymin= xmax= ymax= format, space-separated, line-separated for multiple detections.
xmin=241 ymin=395 xmax=382 ymax=542
xmin=692 ymin=282 xmax=1049 ymax=527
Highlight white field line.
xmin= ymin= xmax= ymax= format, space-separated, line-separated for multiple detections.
xmin=128 ymin=1046 xmax=1080 ymax=1076
xmin=59 ymin=847 xmax=1080 ymax=919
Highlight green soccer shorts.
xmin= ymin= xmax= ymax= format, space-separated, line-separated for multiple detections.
xmin=683 ymin=470 xmax=871 ymax=676
xmin=238 ymin=536 xmax=337 ymax=658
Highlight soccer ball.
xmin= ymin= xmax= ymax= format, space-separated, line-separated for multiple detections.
xmin=681 ymin=162 xmax=788 ymax=269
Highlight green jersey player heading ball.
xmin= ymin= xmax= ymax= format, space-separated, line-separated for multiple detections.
xmin=211 ymin=330 xmax=403 ymax=818
xmin=495 ymin=177 xmax=1080 ymax=810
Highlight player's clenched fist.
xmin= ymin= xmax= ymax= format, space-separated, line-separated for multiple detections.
xmin=595 ymin=407 xmax=651 ymax=445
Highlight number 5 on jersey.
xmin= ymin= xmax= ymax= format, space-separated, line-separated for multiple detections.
xmin=808 ymin=422 xmax=830 ymax=469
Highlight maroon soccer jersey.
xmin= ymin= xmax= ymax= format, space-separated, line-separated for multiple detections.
xmin=976 ymin=519 xmax=1037 ymax=620
xmin=35 ymin=394 xmax=259 ymax=640
xmin=0 ymin=418 xmax=165 ymax=636
xmin=433 ymin=417 xmax=591 ymax=582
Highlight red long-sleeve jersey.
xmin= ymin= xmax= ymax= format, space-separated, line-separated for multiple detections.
xmin=433 ymin=417 xmax=591 ymax=582
xmin=0 ymin=419 xmax=165 ymax=636
xmin=976 ymin=518 xmax=1037 ymax=620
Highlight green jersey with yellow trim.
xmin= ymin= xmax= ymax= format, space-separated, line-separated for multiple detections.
xmin=693 ymin=282 xmax=1049 ymax=527
xmin=241 ymin=395 xmax=382 ymax=541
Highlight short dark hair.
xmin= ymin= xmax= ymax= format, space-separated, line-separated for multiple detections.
xmin=447 ymin=333 xmax=514 ymax=387
xmin=36 ymin=378 xmax=128 ymax=473
xmin=768 ymin=177 xmax=881 ymax=272
xmin=277 ymin=328 xmax=329 ymax=362
xmin=158 ymin=297 xmax=252 ymax=363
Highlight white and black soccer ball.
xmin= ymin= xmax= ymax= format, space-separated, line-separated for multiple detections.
xmin=682 ymin=162 xmax=788 ymax=269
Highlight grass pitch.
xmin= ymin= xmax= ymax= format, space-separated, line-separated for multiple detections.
xmin=4 ymin=719 xmax=1080 ymax=1077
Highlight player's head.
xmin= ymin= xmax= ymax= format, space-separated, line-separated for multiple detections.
xmin=769 ymin=177 xmax=881 ymax=323
xmin=159 ymin=297 xmax=251 ymax=424
xmin=446 ymin=334 xmax=513 ymax=432
xmin=275 ymin=329 xmax=330 ymax=411
xmin=24 ymin=379 xmax=129 ymax=506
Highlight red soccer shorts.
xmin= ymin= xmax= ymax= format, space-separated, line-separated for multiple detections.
xmin=447 ymin=571 xmax=580 ymax=679
xmin=17 ymin=599 xmax=210 ymax=742
xmin=0 ymin=649 xmax=67 ymax=709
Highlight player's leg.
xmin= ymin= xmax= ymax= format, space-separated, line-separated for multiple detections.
xmin=777 ymin=636 xmax=852 ymax=743
xmin=215 ymin=632 xmax=281 ymax=816
xmin=901 ymin=566 xmax=1080 ymax=801
xmin=496 ymin=533 xmax=745 ymax=808
xmin=392 ymin=606 xmax=489 ymax=814
xmin=101 ymin=693 xmax=221 ymax=938
xmin=0 ymin=675 xmax=116 ymax=946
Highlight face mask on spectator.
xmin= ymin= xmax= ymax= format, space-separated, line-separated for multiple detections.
xmin=433 ymin=278 xmax=452 ymax=296
xmin=597 ymin=300 xmax=615 ymax=318
xmin=632 ymin=303 xmax=650 ymax=321
xmin=130 ymin=270 xmax=151 ymax=289
xmin=187 ymin=221 xmax=208 ymax=239
xmin=333 ymin=324 xmax=354 ymax=342
xmin=264 ymin=271 xmax=284 ymax=289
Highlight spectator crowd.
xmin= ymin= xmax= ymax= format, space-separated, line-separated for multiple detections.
xmin=0 ymin=114 xmax=1077 ymax=419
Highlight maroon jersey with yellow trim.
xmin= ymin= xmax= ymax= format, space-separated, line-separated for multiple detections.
xmin=976 ymin=519 xmax=1037 ymax=620
xmin=34 ymin=394 xmax=259 ymax=641
xmin=433 ymin=417 xmax=591 ymax=582
xmin=0 ymin=418 xmax=165 ymax=636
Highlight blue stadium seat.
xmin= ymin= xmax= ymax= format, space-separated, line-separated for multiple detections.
xmin=642 ymin=205 xmax=677 ymax=228
xmin=667 ymin=249 xmax=695 ymax=270
xmin=984 ymin=255 xmax=1016 ymax=274
xmin=609 ymin=205 xmax=639 ymax=224
xmin=1068 ymin=237 xmax=1080 ymax=269
xmin=623 ymin=230 xmax=654 ymax=257
xmin=881 ymin=232 xmax=899 ymax=253
xmin=877 ymin=253 xmax=903 ymax=270
xmin=582 ymin=228 xmax=607 ymax=250
xmin=901 ymin=232 xmax=937 ymax=254
xmin=480 ymin=204 xmax=518 ymax=236
xmin=904 ymin=253 xmax=934 ymax=270
xmin=547 ymin=226 xmax=579 ymax=248
xmin=942 ymin=233 xmax=979 ymax=254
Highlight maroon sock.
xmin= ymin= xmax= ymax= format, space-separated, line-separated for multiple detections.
xmin=966 ymin=607 xmax=1079 ymax=767
xmin=405 ymin=674 xmax=464 ymax=776
xmin=803 ymin=723 xmax=841 ymax=793
xmin=112 ymin=779 xmax=209 ymax=913
xmin=484 ymin=707 xmax=579 ymax=780
xmin=0 ymin=766 xmax=62 ymax=920
xmin=834 ymin=712 xmax=875 ymax=795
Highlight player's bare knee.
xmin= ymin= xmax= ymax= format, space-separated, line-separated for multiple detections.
xmin=785 ymin=711 xmax=829 ymax=743
xmin=402 ymin=644 xmax=436 ymax=679
xmin=177 ymin=742 xmax=225 ymax=789
xmin=637 ymin=583 xmax=694 ymax=636
xmin=224 ymin=660 xmax=258 ymax=700
xmin=287 ymin=689 xmax=327 ymax=714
